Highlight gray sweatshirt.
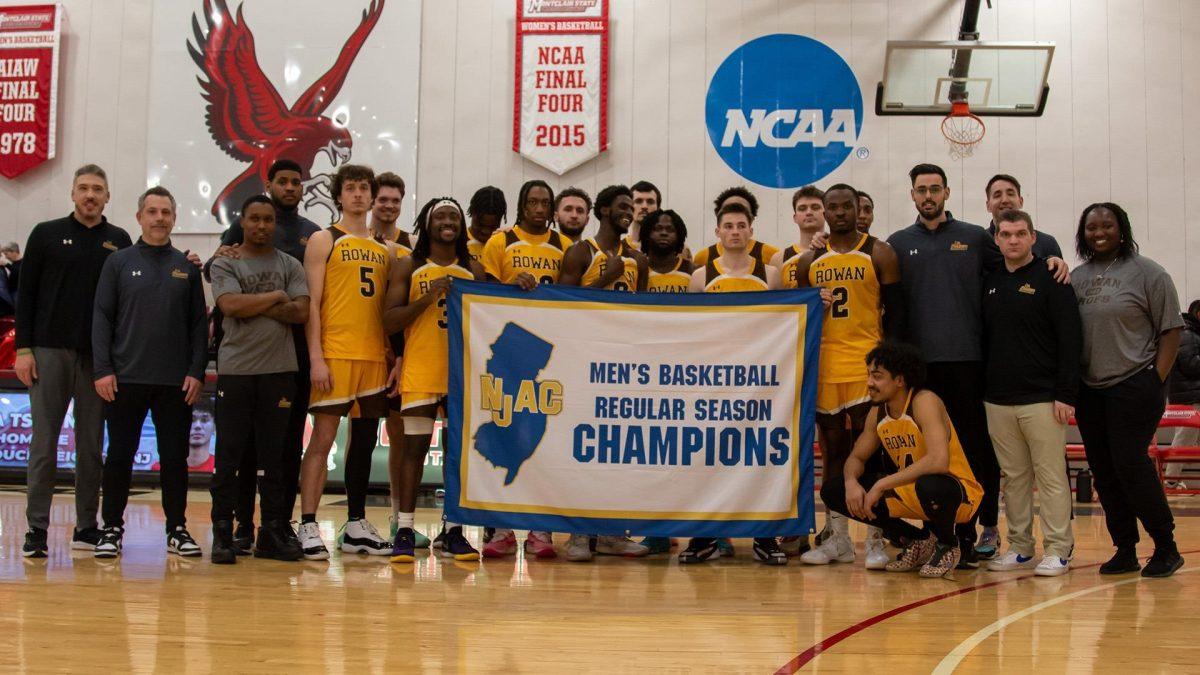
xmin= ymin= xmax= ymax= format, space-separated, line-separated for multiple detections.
xmin=92 ymin=239 xmax=208 ymax=385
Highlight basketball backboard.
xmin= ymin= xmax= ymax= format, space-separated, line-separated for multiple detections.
xmin=876 ymin=40 xmax=1055 ymax=116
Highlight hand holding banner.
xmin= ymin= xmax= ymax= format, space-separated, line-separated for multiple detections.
xmin=444 ymin=281 xmax=821 ymax=538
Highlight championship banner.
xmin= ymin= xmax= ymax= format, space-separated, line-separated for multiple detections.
xmin=0 ymin=4 xmax=61 ymax=179
xmin=444 ymin=281 xmax=822 ymax=538
xmin=513 ymin=0 xmax=608 ymax=175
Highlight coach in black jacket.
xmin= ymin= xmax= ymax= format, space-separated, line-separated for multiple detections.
xmin=91 ymin=186 xmax=208 ymax=559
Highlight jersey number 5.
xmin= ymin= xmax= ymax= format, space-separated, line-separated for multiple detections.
xmin=359 ymin=267 xmax=376 ymax=297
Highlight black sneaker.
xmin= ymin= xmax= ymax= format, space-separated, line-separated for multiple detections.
xmin=255 ymin=520 xmax=304 ymax=561
xmin=678 ymin=538 xmax=719 ymax=564
xmin=431 ymin=524 xmax=447 ymax=551
xmin=167 ymin=526 xmax=202 ymax=557
xmin=956 ymin=543 xmax=980 ymax=570
xmin=211 ymin=520 xmax=237 ymax=565
xmin=1099 ymin=547 xmax=1141 ymax=575
xmin=95 ymin=527 xmax=124 ymax=558
xmin=22 ymin=528 xmax=48 ymax=558
xmin=752 ymin=537 xmax=788 ymax=566
xmin=1141 ymin=549 xmax=1184 ymax=578
xmin=233 ymin=522 xmax=255 ymax=556
xmin=71 ymin=526 xmax=103 ymax=551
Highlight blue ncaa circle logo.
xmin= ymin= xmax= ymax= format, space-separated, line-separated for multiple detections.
xmin=705 ymin=34 xmax=863 ymax=189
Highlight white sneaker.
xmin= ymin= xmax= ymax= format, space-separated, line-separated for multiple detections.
xmin=1034 ymin=554 xmax=1070 ymax=577
xmin=595 ymin=535 xmax=649 ymax=557
xmin=298 ymin=522 xmax=329 ymax=560
xmin=800 ymin=533 xmax=855 ymax=565
xmin=864 ymin=529 xmax=889 ymax=570
xmin=341 ymin=518 xmax=390 ymax=556
xmin=986 ymin=549 xmax=1038 ymax=571
xmin=565 ymin=534 xmax=593 ymax=562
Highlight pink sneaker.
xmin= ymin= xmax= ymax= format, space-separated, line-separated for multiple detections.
xmin=524 ymin=531 xmax=557 ymax=559
xmin=482 ymin=530 xmax=517 ymax=558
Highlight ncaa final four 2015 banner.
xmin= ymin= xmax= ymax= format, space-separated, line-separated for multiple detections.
xmin=0 ymin=4 xmax=62 ymax=179
xmin=444 ymin=281 xmax=822 ymax=538
xmin=513 ymin=0 xmax=608 ymax=175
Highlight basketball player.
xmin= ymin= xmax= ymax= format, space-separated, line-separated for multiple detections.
xmin=789 ymin=184 xmax=904 ymax=570
xmin=694 ymin=187 xmax=779 ymax=268
xmin=771 ymin=185 xmax=827 ymax=289
xmin=372 ymin=172 xmax=414 ymax=253
xmin=383 ymin=197 xmax=484 ymax=562
xmin=642 ymin=209 xmax=693 ymax=293
xmin=857 ymin=191 xmax=875 ymax=234
xmin=558 ymin=184 xmax=651 ymax=561
xmin=624 ymin=180 xmax=661 ymax=249
xmin=466 ymin=186 xmax=507 ymax=261
xmin=680 ymin=201 xmax=787 ymax=565
xmin=554 ymin=186 xmax=592 ymax=244
xmin=479 ymin=179 xmax=570 ymax=557
xmin=296 ymin=164 xmax=393 ymax=560
xmin=821 ymin=342 xmax=983 ymax=578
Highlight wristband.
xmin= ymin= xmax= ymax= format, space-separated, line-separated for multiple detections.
xmin=16 ymin=348 xmax=32 ymax=356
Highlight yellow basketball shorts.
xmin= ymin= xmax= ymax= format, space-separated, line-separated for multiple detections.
xmin=308 ymin=358 xmax=389 ymax=418
xmin=816 ymin=380 xmax=871 ymax=415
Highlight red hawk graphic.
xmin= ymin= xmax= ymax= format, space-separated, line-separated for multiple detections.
xmin=188 ymin=0 xmax=385 ymax=225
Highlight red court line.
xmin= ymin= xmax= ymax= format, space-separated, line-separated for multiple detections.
xmin=774 ymin=548 xmax=1200 ymax=674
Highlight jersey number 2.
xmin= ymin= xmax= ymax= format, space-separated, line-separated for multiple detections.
xmin=831 ymin=286 xmax=849 ymax=318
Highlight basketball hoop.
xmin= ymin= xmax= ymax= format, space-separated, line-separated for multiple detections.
xmin=941 ymin=100 xmax=986 ymax=159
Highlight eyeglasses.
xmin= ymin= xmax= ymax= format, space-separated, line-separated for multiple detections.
xmin=913 ymin=186 xmax=944 ymax=196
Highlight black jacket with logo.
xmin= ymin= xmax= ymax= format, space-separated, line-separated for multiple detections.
xmin=92 ymin=239 xmax=208 ymax=385
xmin=16 ymin=213 xmax=132 ymax=352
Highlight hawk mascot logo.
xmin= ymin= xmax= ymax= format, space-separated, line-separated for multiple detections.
xmin=188 ymin=0 xmax=385 ymax=225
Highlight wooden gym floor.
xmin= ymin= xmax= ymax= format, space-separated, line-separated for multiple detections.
xmin=1 ymin=487 xmax=1198 ymax=673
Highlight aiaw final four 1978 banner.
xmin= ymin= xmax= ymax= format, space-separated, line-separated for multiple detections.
xmin=444 ymin=281 xmax=822 ymax=538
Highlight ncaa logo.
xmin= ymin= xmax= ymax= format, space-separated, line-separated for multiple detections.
xmin=705 ymin=34 xmax=862 ymax=188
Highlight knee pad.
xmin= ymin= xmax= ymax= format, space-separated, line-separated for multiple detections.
xmin=401 ymin=417 xmax=434 ymax=435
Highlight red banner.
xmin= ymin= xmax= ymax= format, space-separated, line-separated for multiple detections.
xmin=513 ymin=0 xmax=608 ymax=175
xmin=0 ymin=4 xmax=60 ymax=179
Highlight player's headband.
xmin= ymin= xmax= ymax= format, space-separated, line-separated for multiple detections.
xmin=431 ymin=199 xmax=462 ymax=218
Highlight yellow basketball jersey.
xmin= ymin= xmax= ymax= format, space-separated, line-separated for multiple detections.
xmin=808 ymin=234 xmax=882 ymax=383
xmin=320 ymin=227 xmax=390 ymax=362
xmin=481 ymin=226 xmax=571 ymax=284
xmin=876 ymin=390 xmax=984 ymax=507
xmin=580 ymin=238 xmax=640 ymax=291
xmin=693 ymin=239 xmax=779 ymax=268
xmin=401 ymin=257 xmax=475 ymax=394
xmin=703 ymin=258 xmax=769 ymax=293
xmin=467 ymin=233 xmax=487 ymax=262
xmin=648 ymin=257 xmax=693 ymax=293
xmin=621 ymin=234 xmax=641 ymax=251
xmin=378 ymin=229 xmax=412 ymax=259
xmin=778 ymin=244 xmax=804 ymax=289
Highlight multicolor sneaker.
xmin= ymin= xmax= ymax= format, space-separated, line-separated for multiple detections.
xmin=298 ymin=521 xmax=330 ymax=561
xmin=752 ymin=537 xmax=788 ymax=565
xmin=390 ymin=527 xmax=416 ymax=563
xmin=679 ymin=538 xmax=719 ymax=564
xmin=1034 ymin=554 xmax=1070 ymax=577
xmin=779 ymin=535 xmax=811 ymax=557
xmin=439 ymin=526 xmax=480 ymax=561
xmin=596 ymin=535 xmax=650 ymax=557
xmin=715 ymin=538 xmax=735 ymax=557
xmin=94 ymin=526 xmax=124 ymax=559
xmin=920 ymin=542 xmax=961 ymax=578
xmin=340 ymin=519 xmax=390 ymax=556
xmin=389 ymin=515 xmax=431 ymax=549
xmin=974 ymin=526 xmax=1000 ymax=560
xmin=565 ymin=534 xmax=593 ymax=562
xmin=482 ymin=530 xmax=518 ymax=558
xmin=167 ymin=526 xmax=202 ymax=557
xmin=523 ymin=531 xmax=557 ymax=559
xmin=641 ymin=536 xmax=672 ymax=554
xmin=886 ymin=535 xmax=936 ymax=572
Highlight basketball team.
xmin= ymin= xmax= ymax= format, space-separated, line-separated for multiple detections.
xmin=15 ymin=158 xmax=1186 ymax=580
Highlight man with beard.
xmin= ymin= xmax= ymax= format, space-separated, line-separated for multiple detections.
xmin=554 ymin=187 xmax=591 ymax=244
xmin=857 ymin=191 xmax=875 ymax=234
xmin=466 ymin=186 xmax=507 ymax=261
xmin=788 ymin=184 xmax=903 ymax=570
xmin=19 ymin=164 xmax=132 ymax=557
xmin=208 ymin=158 xmax=320 ymax=554
xmin=642 ymin=209 xmax=693 ymax=294
xmin=559 ymin=184 xmax=650 ymax=561
xmin=383 ymin=197 xmax=485 ymax=562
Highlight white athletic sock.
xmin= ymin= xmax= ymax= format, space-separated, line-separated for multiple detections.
xmin=397 ymin=512 xmax=415 ymax=529
xmin=830 ymin=511 xmax=850 ymax=537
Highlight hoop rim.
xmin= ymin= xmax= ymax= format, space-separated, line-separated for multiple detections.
xmin=941 ymin=101 xmax=986 ymax=148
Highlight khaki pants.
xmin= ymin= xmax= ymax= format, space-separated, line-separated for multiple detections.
xmin=985 ymin=401 xmax=1075 ymax=559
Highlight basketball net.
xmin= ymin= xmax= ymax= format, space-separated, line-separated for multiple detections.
xmin=941 ymin=100 xmax=986 ymax=159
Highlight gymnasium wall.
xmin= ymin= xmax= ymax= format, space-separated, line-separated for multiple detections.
xmin=1 ymin=0 xmax=1198 ymax=299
